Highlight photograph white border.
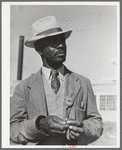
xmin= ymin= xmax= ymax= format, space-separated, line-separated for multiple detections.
xmin=2 ymin=1 xmax=120 ymax=148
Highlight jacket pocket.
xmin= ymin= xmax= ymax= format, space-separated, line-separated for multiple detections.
xmin=75 ymin=106 xmax=86 ymax=122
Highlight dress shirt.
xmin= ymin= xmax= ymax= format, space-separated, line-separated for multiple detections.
xmin=42 ymin=65 xmax=65 ymax=88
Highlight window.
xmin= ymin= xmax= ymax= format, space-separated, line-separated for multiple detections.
xmin=100 ymin=95 xmax=117 ymax=111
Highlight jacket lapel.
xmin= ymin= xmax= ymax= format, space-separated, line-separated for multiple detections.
xmin=27 ymin=69 xmax=48 ymax=116
xmin=64 ymin=68 xmax=81 ymax=106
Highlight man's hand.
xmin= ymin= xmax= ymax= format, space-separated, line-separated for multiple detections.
xmin=66 ymin=119 xmax=84 ymax=140
xmin=39 ymin=115 xmax=69 ymax=136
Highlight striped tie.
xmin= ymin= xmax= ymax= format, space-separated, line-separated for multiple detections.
xmin=51 ymin=70 xmax=60 ymax=94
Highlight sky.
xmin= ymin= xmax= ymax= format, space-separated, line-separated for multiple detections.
xmin=10 ymin=2 xmax=119 ymax=86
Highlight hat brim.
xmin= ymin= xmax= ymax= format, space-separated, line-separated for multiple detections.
xmin=25 ymin=30 xmax=72 ymax=48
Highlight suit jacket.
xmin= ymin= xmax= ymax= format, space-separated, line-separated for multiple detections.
xmin=10 ymin=67 xmax=103 ymax=145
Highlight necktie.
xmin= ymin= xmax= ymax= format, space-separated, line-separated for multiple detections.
xmin=51 ymin=70 xmax=60 ymax=94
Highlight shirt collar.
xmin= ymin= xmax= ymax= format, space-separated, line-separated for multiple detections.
xmin=42 ymin=65 xmax=65 ymax=81
xmin=42 ymin=66 xmax=51 ymax=80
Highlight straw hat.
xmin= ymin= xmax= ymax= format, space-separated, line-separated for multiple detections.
xmin=25 ymin=16 xmax=72 ymax=48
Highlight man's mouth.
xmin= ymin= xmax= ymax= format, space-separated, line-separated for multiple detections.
xmin=58 ymin=53 xmax=65 ymax=56
xmin=56 ymin=51 xmax=66 ymax=56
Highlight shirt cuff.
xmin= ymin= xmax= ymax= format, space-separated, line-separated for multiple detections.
xmin=35 ymin=115 xmax=50 ymax=136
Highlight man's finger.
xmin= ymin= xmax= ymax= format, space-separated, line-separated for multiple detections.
xmin=53 ymin=116 xmax=67 ymax=125
xmin=51 ymin=129 xmax=66 ymax=135
xmin=69 ymin=130 xmax=80 ymax=138
xmin=52 ymin=120 xmax=69 ymax=131
xmin=69 ymin=132 xmax=76 ymax=140
xmin=69 ymin=126 xmax=84 ymax=133
xmin=66 ymin=120 xmax=82 ymax=127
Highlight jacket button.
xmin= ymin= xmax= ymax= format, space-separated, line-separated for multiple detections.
xmin=65 ymin=97 xmax=73 ymax=107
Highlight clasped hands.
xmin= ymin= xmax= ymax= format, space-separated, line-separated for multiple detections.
xmin=39 ymin=115 xmax=84 ymax=140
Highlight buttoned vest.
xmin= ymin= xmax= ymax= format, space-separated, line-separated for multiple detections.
xmin=39 ymin=74 xmax=66 ymax=145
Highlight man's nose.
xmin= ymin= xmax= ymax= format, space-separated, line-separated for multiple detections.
xmin=56 ymin=43 xmax=65 ymax=49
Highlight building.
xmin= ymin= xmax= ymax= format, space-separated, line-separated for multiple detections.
xmin=92 ymin=80 xmax=117 ymax=122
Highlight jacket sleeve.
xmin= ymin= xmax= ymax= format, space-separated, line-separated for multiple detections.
xmin=78 ymin=79 xmax=103 ymax=145
xmin=10 ymin=83 xmax=46 ymax=145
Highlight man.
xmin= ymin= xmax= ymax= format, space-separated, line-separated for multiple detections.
xmin=10 ymin=16 xmax=103 ymax=145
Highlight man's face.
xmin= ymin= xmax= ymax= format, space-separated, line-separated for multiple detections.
xmin=41 ymin=34 xmax=67 ymax=65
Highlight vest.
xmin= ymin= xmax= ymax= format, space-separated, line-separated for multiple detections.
xmin=37 ymin=74 xmax=66 ymax=145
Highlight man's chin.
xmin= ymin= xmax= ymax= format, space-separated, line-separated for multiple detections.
xmin=56 ymin=59 xmax=65 ymax=64
xmin=57 ymin=56 xmax=66 ymax=62
xmin=46 ymin=58 xmax=66 ymax=68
